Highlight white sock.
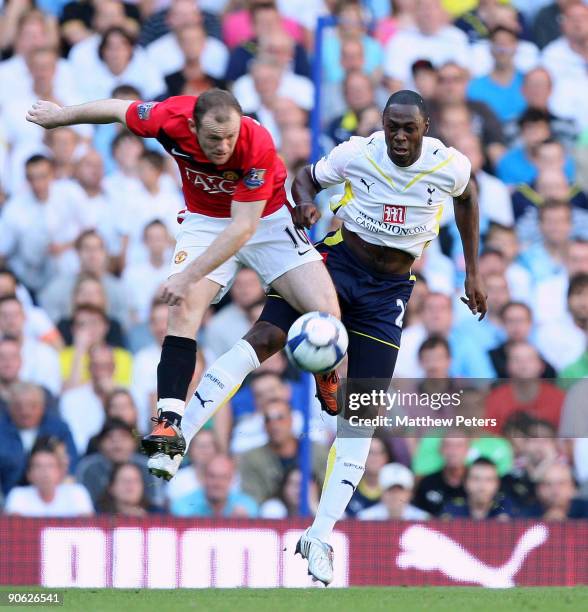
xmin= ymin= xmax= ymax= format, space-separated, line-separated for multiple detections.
xmin=157 ymin=398 xmax=186 ymax=417
xmin=181 ymin=339 xmax=260 ymax=447
xmin=308 ymin=422 xmax=374 ymax=543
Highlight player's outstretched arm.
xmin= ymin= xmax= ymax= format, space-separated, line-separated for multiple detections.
xmin=291 ymin=165 xmax=322 ymax=229
xmin=161 ymin=199 xmax=266 ymax=306
xmin=454 ymin=178 xmax=488 ymax=320
xmin=26 ymin=99 xmax=133 ymax=129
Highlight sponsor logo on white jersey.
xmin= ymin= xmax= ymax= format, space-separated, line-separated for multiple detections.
xmin=383 ymin=204 xmax=406 ymax=224
xmin=355 ymin=211 xmax=427 ymax=235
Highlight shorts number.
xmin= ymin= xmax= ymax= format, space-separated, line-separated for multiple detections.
xmin=395 ymin=299 xmax=406 ymax=328
xmin=284 ymin=226 xmax=310 ymax=249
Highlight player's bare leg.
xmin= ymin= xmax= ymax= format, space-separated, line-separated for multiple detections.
xmin=270 ymin=259 xmax=339 ymax=318
xmin=180 ymin=259 xmax=340 ymax=450
xmin=271 ymin=259 xmax=342 ymax=414
xmin=141 ymin=277 xmax=221 ymax=479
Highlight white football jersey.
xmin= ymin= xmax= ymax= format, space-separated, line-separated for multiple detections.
xmin=312 ymin=133 xmax=471 ymax=257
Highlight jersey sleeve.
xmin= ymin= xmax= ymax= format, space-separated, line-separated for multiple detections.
xmin=232 ymin=123 xmax=277 ymax=203
xmin=312 ymin=137 xmax=364 ymax=188
xmin=125 ymin=100 xmax=168 ymax=138
xmin=449 ymin=149 xmax=472 ymax=197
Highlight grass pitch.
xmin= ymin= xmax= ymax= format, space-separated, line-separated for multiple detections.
xmin=1 ymin=587 xmax=588 ymax=612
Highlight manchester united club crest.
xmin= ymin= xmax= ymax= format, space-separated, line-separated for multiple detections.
xmin=223 ymin=170 xmax=239 ymax=181
xmin=174 ymin=250 xmax=188 ymax=264
xmin=243 ymin=168 xmax=266 ymax=189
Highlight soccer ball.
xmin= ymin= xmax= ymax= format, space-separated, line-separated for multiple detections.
xmin=285 ymin=312 xmax=348 ymax=373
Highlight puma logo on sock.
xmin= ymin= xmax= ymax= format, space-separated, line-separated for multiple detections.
xmin=194 ymin=391 xmax=213 ymax=408
xmin=341 ymin=479 xmax=357 ymax=492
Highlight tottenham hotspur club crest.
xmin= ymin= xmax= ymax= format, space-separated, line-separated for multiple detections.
xmin=426 ymin=184 xmax=436 ymax=205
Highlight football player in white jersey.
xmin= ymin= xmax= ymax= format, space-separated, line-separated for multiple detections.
xmin=156 ymin=90 xmax=488 ymax=583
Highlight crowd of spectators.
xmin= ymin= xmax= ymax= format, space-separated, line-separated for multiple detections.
xmin=0 ymin=0 xmax=587 ymax=522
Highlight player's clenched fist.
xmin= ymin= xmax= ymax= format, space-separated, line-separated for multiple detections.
xmin=26 ymin=100 xmax=65 ymax=129
xmin=460 ymin=274 xmax=488 ymax=321
xmin=292 ymin=203 xmax=321 ymax=229
xmin=161 ymin=272 xmax=192 ymax=307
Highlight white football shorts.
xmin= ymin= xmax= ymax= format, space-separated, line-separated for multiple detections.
xmin=169 ymin=205 xmax=322 ymax=303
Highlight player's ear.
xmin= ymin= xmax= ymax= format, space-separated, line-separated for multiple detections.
xmin=424 ymin=118 xmax=430 ymax=135
xmin=187 ymin=117 xmax=197 ymax=135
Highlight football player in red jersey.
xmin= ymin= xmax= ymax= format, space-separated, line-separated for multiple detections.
xmin=27 ymin=89 xmax=340 ymax=478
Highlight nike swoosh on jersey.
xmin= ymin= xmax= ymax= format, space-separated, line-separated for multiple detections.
xmin=171 ymin=147 xmax=192 ymax=159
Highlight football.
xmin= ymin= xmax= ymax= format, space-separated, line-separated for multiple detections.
xmin=285 ymin=312 xmax=348 ymax=373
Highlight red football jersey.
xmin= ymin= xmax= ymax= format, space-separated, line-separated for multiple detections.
xmin=125 ymin=96 xmax=287 ymax=218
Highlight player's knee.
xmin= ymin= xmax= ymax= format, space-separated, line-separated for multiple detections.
xmin=166 ymin=303 xmax=199 ymax=338
xmin=315 ymin=293 xmax=341 ymax=319
xmin=167 ymin=286 xmax=210 ymax=336
xmin=244 ymin=321 xmax=286 ymax=363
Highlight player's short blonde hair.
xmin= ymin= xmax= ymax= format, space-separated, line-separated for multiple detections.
xmin=193 ymin=89 xmax=242 ymax=128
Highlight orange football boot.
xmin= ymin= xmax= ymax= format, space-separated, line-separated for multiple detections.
xmin=314 ymin=370 xmax=340 ymax=416
xmin=141 ymin=412 xmax=186 ymax=461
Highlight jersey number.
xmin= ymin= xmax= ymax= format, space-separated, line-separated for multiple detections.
xmin=395 ymin=299 xmax=406 ymax=328
xmin=284 ymin=226 xmax=311 ymax=252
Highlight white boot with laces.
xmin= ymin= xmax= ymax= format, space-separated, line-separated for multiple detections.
xmin=295 ymin=528 xmax=334 ymax=586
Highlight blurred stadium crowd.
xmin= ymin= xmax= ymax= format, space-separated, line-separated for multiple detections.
xmin=0 ymin=0 xmax=587 ymax=523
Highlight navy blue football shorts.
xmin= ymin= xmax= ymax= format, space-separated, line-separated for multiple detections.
xmin=258 ymin=228 xmax=416 ymax=380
